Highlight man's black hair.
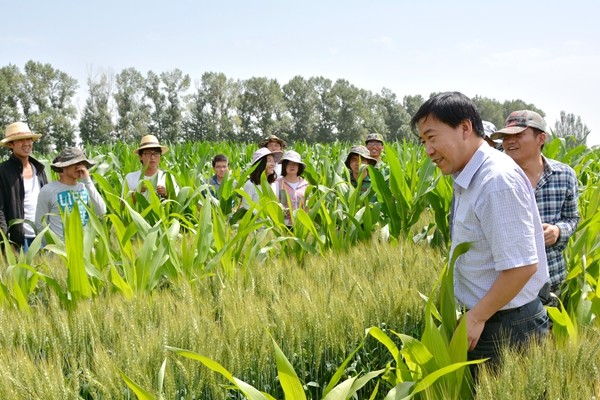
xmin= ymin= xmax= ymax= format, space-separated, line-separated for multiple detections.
xmin=410 ymin=92 xmax=484 ymax=138
xmin=281 ymin=160 xmax=305 ymax=177
xmin=212 ymin=154 xmax=228 ymax=167
xmin=138 ymin=147 xmax=162 ymax=164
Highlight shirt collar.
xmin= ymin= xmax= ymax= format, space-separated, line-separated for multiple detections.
xmin=453 ymin=142 xmax=490 ymax=190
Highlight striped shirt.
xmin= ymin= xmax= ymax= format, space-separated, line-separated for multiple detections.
xmin=536 ymin=156 xmax=580 ymax=290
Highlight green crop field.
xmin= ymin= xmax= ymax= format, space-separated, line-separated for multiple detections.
xmin=1 ymin=138 xmax=599 ymax=399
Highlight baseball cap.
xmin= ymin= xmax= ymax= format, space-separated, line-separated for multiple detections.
xmin=491 ymin=110 xmax=547 ymax=140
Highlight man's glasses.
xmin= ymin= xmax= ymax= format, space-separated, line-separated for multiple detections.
xmin=143 ymin=151 xmax=162 ymax=158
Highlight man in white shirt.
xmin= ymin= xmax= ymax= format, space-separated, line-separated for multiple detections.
xmin=124 ymin=135 xmax=179 ymax=202
xmin=411 ymin=92 xmax=549 ymax=366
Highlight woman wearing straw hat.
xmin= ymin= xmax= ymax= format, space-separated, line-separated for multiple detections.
xmin=124 ymin=135 xmax=179 ymax=202
xmin=240 ymin=147 xmax=281 ymax=210
xmin=275 ymin=150 xmax=309 ymax=227
xmin=0 ymin=122 xmax=48 ymax=250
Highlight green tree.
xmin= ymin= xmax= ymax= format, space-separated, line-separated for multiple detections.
xmin=358 ymin=88 xmax=387 ymax=141
xmin=282 ymin=76 xmax=319 ymax=143
xmin=79 ymin=71 xmax=115 ymax=146
xmin=312 ymin=76 xmax=336 ymax=143
xmin=377 ymin=88 xmax=411 ymax=142
xmin=403 ymin=94 xmax=425 ymax=120
xmin=145 ymin=71 xmax=166 ymax=140
xmin=160 ymin=69 xmax=190 ymax=144
xmin=471 ymin=95 xmax=505 ymax=128
xmin=18 ymin=61 xmax=78 ymax=153
xmin=184 ymin=72 xmax=238 ymax=141
xmin=237 ymin=77 xmax=289 ymax=142
xmin=0 ymin=64 xmax=23 ymax=130
xmin=329 ymin=79 xmax=365 ymax=143
xmin=553 ymin=111 xmax=590 ymax=147
xmin=501 ymin=99 xmax=544 ymax=120
xmin=114 ymin=67 xmax=150 ymax=143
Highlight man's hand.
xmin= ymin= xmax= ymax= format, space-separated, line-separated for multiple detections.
xmin=464 ymin=310 xmax=487 ymax=351
xmin=156 ymin=185 xmax=167 ymax=198
xmin=542 ymin=223 xmax=560 ymax=245
xmin=76 ymin=165 xmax=90 ymax=179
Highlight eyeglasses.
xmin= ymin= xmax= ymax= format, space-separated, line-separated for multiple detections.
xmin=366 ymin=142 xmax=383 ymax=148
xmin=143 ymin=151 xmax=162 ymax=158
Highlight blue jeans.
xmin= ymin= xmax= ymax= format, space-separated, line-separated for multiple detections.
xmin=468 ymin=297 xmax=548 ymax=367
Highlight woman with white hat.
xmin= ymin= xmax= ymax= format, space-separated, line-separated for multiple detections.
xmin=275 ymin=150 xmax=309 ymax=227
xmin=123 ymin=135 xmax=179 ymax=202
xmin=240 ymin=147 xmax=281 ymax=210
xmin=0 ymin=122 xmax=48 ymax=250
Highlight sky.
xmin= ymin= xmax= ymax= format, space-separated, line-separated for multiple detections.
xmin=2 ymin=0 xmax=599 ymax=145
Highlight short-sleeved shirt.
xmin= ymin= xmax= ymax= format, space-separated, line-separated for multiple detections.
xmin=451 ymin=144 xmax=549 ymax=310
xmin=124 ymin=169 xmax=179 ymax=199
xmin=35 ymin=179 xmax=107 ymax=240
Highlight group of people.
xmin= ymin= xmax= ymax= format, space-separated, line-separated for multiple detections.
xmin=0 ymin=125 xmax=183 ymax=247
xmin=1 ymin=97 xmax=581 ymax=372
xmin=0 ymin=122 xmax=108 ymax=247
xmin=412 ymin=92 xmax=580 ymax=372
xmin=236 ymin=135 xmax=309 ymax=227
xmin=235 ymin=132 xmax=388 ymax=227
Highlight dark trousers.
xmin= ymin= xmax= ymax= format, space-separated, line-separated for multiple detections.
xmin=468 ymin=297 xmax=548 ymax=369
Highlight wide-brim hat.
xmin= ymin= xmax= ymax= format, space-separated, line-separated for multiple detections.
xmin=251 ymin=147 xmax=282 ymax=165
xmin=51 ymin=147 xmax=96 ymax=172
xmin=134 ymin=134 xmax=169 ymax=155
xmin=279 ymin=150 xmax=306 ymax=166
xmin=490 ymin=110 xmax=547 ymax=140
xmin=259 ymin=134 xmax=287 ymax=148
xmin=344 ymin=145 xmax=377 ymax=169
xmin=2 ymin=122 xmax=42 ymax=148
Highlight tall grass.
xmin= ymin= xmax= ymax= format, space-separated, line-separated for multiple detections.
xmin=476 ymin=327 xmax=600 ymax=399
xmin=0 ymin=237 xmax=439 ymax=399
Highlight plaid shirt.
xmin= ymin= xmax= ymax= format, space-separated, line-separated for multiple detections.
xmin=536 ymin=156 xmax=580 ymax=290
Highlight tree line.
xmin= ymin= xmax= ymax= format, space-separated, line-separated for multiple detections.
xmin=0 ymin=60 xmax=590 ymax=154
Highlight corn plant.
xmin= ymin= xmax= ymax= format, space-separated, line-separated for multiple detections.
xmin=121 ymin=334 xmax=387 ymax=400
xmin=0 ymin=229 xmax=47 ymax=311
xmin=365 ymin=242 xmax=484 ymax=399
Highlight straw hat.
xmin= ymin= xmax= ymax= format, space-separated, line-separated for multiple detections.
xmin=1 ymin=122 xmax=42 ymax=148
xmin=51 ymin=147 xmax=96 ymax=173
xmin=134 ymin=135 xmax=169 ymax=155
xmin=251 ymin=147 xmax=282 ymax=165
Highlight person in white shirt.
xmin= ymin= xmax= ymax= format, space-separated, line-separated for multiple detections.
xmin=123 ymin=135 xmax=179 ymax=202
xmin=240 ymin=147 xmax=281 ymax=210
xmin=411 ymin=92 xmax=549 ymax=369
